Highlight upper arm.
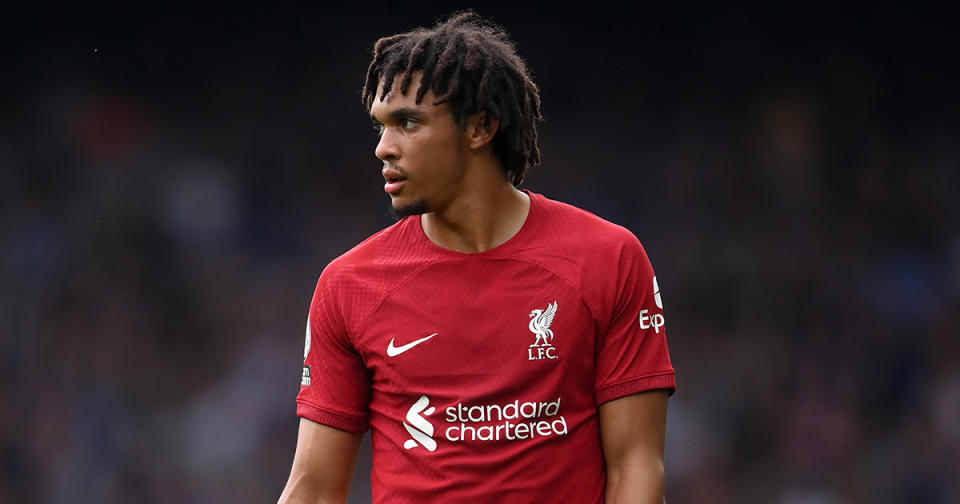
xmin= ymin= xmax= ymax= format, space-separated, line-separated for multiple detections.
xmin=297 ymin=274 xmax=371 ymax=431
xmin=592 ymin=236 xmax=675 ymax=403
xmin=278 ymin=418 xmax=364 ymax=504
xmin=599 ymin=390 xmax=669 ymax=504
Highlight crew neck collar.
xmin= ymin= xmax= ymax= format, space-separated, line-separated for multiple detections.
xmin=413 ymin=190 xmax=538 ymax=257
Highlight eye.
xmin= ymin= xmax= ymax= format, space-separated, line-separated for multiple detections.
xmin=400 ymin=118 xmax=418 ymax=130
xmin=372 ymin=121 xmax=385 ymax=136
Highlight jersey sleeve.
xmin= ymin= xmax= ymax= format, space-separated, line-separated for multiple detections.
xmin=296 ymin=271 xmax=371 ymax=433
xmin=593 ymin=236 xmax=676 ymax=404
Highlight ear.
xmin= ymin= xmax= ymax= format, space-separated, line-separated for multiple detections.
xmin=466 ymin=111 xmax=500 ymax=150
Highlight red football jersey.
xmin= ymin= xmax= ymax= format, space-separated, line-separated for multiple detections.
xmin=296 ymin=192 xmax=675 ymax=502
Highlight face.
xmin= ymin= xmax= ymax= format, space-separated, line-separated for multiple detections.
xmin=370 ymin=73 xmax=470 ymax=217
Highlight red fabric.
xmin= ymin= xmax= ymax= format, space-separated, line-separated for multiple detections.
xmin=296 ymin=192 xmax=675 ymax=503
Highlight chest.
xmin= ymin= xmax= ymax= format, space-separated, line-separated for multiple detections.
xmin=356 ymin=260 xmax=597 ymax=398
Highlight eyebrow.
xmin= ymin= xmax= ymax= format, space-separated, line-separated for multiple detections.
xmin=370 ymin=107 xmax=427 ymax=123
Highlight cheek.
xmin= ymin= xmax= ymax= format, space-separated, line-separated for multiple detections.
xmin=427 ymin=130 xmax=465 ymax=162
xmin=407 ymin=127 xmax=464 ymax=180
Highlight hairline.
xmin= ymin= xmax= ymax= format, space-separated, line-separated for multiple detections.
xmin=370 ymin=73 xmax=470 ymax=127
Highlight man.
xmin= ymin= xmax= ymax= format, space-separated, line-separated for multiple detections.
xmin=279 ymin=11 xmax=675 ymax=504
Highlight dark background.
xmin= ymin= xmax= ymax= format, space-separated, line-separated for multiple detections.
xmin=2 ymin=3 xmax=958 ymax=503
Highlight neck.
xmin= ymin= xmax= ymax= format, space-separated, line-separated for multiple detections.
xmin=421 ymin=180 xmax=531 ymax=254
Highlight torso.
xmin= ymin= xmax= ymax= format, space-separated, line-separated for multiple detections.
xmin=298 ymin=192 xmax=675 ymax=502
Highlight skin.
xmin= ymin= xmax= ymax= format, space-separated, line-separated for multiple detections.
xmin=278 ymin=72 xmax=668 ymax=503
xmin=277 ymin=419 xmax=362 ymax=504
xmin=600 ymin=390 xmax=670 ymax=504
xmin=371 ymin=72 xmax=530 ymax=253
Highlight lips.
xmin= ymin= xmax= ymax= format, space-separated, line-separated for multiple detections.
xmin=383 ymin=166 xmax=407 ymax=195
xmin=384 ymin=179 xmax=406 ymax=194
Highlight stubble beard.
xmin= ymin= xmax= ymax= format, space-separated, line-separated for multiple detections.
xmin=389 ymin=198 xmax=429 ymax=220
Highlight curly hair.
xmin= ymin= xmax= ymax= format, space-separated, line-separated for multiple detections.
xmin=361 ymin=10 xmax=542 ymax=187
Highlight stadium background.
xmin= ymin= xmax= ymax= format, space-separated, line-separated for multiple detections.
xmin=2 ymin=3 xmax=958 ymax=503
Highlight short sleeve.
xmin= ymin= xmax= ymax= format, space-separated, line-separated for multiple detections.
xmin=296 ymin=272 xmax=371 ymax=433
xmin=594 ymin=238 xmax=676 ymax=404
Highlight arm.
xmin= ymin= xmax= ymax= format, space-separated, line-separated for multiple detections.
xmin=599 ymin=389 xmax=669 ymax=504
xmin=277 ymin=418 xmax=364 ymax=504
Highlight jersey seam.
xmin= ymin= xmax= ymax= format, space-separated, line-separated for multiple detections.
xmin=354 ymin=255 xmax=603 ymax=359
xmin=350 ymin=258 xmax=459 ymax=365
xmin=352 ymin=255 xmax=606 ymax=359
xmin=485 ymin=256 xmax=602 ymax=324
xmin=296 ymin=397 xmax=368 ymax=423
xmin=594 ymin=370 xmax=676 ymax=392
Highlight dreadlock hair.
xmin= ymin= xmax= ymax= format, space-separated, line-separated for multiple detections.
xmin=361 ymin=10 xmax=542 ymax=187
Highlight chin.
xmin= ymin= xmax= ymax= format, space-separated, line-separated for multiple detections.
xmin=390 ymin=198 xmax=429 ymax=219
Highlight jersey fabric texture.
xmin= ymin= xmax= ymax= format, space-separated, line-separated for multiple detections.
xmin=296 ymin=192 xmax=675 ymax=503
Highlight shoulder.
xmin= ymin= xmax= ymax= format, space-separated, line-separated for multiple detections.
xmin=528 ymin=194 xmax=656 ymax=321
xmin=527 ymin=193 xmax=653 ymax=297
xmin=531 ymin=193 xmax=645 ymax=257
xmin=315 ymin=215 xmax=429 ymax=294
xmin=326 ymin=217 xmax=413 ymax=269
xmin=310 ymin=217 xmax=425 ymax=332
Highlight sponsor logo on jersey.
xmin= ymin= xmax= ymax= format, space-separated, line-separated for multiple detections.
xmin=403 ymin=395 xmax=437 ymax=451
xmin=653 ymin=275 xmax=663 ymax=309
xmin=528 ymin=301 xmax=559 ymax=360
xmin=401 ymin=394 xmax=569 ymax=451
xmin=387 ymin=333 xmax=438 ymax=357
xmin=639 ymin=276 xmax=665 ymax=333
xmin=301 ymin=313 xmax=312 ymax=386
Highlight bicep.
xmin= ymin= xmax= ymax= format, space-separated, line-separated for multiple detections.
xmin=599 ymin=390 xmax=669 ymax=503
xmin=278 ymin=418 xmax=364 ymax=504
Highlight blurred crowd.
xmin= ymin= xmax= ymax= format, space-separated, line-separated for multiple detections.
xmin=1 ymin=4 xmax=957 ymax=503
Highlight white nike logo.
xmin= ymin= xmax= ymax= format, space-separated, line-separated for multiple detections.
xmin=387 ymin=333 xmax=437 ymax=357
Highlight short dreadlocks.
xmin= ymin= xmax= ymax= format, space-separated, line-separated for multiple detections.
xmin=361 ymin=10 xmax=542 ymax=187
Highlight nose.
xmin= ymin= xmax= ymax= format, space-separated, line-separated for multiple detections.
xmin=375 ymin=128 xmax=399 ymax=161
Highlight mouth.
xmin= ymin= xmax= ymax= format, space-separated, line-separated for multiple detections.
xmin=384 ymin=175 xmax=407 ymax=195
xmin=383 ymin=166 xmax=407 ymax=195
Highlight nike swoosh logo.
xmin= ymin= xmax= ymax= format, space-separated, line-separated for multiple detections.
xmin=387 ymin=333 xmax=437 ymax=357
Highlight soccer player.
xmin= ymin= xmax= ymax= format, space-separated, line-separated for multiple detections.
xmin=278 ymin=11 xmax=675 ymax=504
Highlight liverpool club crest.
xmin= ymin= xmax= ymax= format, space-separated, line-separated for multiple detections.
xmin=528 ymin=301 xmax=558 ymax=360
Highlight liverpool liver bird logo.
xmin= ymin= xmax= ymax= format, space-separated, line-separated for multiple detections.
xmin=529 ymin=301 xmax=558 ymax=347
